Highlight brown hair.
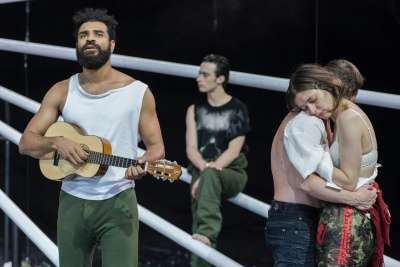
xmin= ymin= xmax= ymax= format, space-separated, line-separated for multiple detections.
xmin=286 ymin=64 xmax=345 ymax=112
xmin=326 ymin=59 xmax=364 ymax=99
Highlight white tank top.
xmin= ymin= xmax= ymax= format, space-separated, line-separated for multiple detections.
xmin=61 ymin=73 xmax=147 ymax=200
xmin=329 ymin=109 xmax=378 ymax=189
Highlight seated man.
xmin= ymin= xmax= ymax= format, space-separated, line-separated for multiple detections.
xmin=185 ymin=54 xmax=250 ymax=267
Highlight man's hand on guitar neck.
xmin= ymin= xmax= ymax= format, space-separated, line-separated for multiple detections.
xmin=125 ymin=156 xmax=146 ymax=180
xmin=52 ymin=136 xmax=88 ymax=165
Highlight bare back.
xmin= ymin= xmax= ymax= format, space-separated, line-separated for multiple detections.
xmin=270 ymin=113 xmax=319 ymax=207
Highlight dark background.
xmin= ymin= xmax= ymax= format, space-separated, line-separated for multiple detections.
xmin=0 ymin=0 xmax=399 ymax=266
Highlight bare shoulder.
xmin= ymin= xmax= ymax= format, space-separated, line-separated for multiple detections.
xmin=187 ymin=104 xmax=194 ymax=113
xmin=141 ymin=87 xmax=156 ymax=111
xmin=43 ymin=79 xmax=69 ymax=105
xmin=336 ymin=109 xmax=363 ymax=134
xmin=25 ymin=79 xmax=70 ymax=133
xmin=49 ymin=79 xmax=68 ymax=92
xmin=337 ymin=108 xmax=360 ymax=125
xmin=185 ymin=105 xmax=195 ymax=124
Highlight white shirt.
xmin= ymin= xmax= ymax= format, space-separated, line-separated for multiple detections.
xmin=283 ymin=112 xmax=378 ymax=190
xmin=283 ymin=112 xmax=339 ymax=189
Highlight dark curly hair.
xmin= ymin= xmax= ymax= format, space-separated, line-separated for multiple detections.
xmin=202 ymin=54 xmax=231 ymax=88
xmin=72 ymin=8 xmax=118 ymax=41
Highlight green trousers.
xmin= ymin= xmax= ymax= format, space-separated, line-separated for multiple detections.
xmin=316 ymin=203 xmax=374 ymax=267
xmin=57 ymin=188 xmax=139 ymax=267
xmin=189 ymin=153 xmax=248 ymax=267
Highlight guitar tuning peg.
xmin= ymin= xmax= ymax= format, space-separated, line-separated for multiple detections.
xmin=155 ymin=176 xmax=160 ymax=180
xmin=168 ymin=179 xmax=174 ymax=183
xmin=161 ymin=177 xmax=166 ymax=181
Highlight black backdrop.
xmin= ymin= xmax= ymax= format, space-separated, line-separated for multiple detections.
xmin=0 ymin=0 xmax=399 ymax=266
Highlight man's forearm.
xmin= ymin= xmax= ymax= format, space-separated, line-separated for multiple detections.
xmin=214 ymin=149 xmax=240 ymax=169
xmin=186 ymin=148 xmax=207 ymax=170
xmin=332 ymin=168 xmax=357 ymax=191
xmin=142 ymin=143 xmax=165 ymax=162
xmin=214 ymin=136 xmax=244 ymax=169
xmin=301 ymin=174 xmax=357 ymax=206
xmin=19 ymin=132 xmax=57 ymax=159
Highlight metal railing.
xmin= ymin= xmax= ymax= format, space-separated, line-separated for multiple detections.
xmin=0 ymin=38 xmax=399 ymax=110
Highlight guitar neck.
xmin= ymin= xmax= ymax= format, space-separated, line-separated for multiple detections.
xmin=86 ymin=151 xmax=141 ymax=168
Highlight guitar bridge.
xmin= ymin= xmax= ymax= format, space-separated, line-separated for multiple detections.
xmin=53 ymin=151 xmax=60 ymax=166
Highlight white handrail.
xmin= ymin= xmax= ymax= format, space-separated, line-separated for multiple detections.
xmin=164 ymin=158 xmax=270 ymax=217
xmin=0 ymin=121 xmax=244 ymax=266
xmin=0 ymin=38 xmax=399 ymax=110
xmin=0 ymin=0 xmax=28 ymax=4
xmin=0 ymin=85 xmax=271 ymax=218
xmin=385 ymin=256 xmax=400 ymax=267
xmin=139 ymin=206 xmax=243 ymax=267
xmin=0 ymin=120 xmax=21 ymax=144
xmin=0 ymin=85 xmax=39 ymax=113
xmin=0 ymin=190 xmax=59 ymax=266
xmin=0 ymin=121 xmax=59 ymax=266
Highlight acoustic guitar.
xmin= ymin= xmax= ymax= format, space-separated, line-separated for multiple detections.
xmin=39 ymin=122 xmax=182 ymax=182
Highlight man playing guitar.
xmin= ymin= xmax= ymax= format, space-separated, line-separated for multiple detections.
xmin=18 ymin=8 xmax=164 ymax=267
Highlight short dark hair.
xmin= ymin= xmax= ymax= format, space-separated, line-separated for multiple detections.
xmin=202 ymin=54 xmax=230 ymax=87
xmin=325 ymin=59 xmax=364 ymax=99
xmin=72 ymin=8 xmax=118 ymax=41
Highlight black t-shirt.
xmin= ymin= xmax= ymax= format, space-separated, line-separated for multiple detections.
xmin=194 ymin=96 xmax=250 ymax=160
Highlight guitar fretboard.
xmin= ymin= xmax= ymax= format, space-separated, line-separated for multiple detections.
xmin=86 ymin=151 xmax=140 ymax=168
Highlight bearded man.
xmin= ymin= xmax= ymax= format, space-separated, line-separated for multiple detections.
xmin=19 ymin=8 xmax=165 ymax=267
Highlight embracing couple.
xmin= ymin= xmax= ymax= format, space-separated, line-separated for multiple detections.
xmin=267 ymin=60 xmax=391 ymax=267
